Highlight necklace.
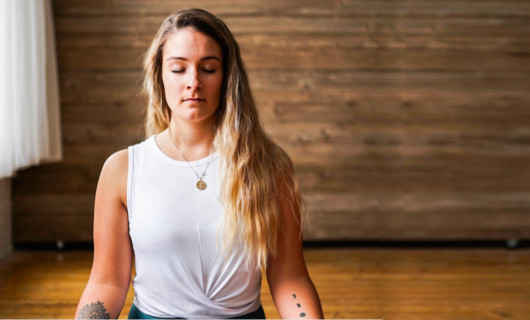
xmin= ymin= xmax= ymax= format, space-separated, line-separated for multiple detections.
xmin=168 ymin=126 xmax=213 ymax=190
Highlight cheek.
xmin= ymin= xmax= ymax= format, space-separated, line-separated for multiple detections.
xmin=209 ymin=76 xmax=223 ymax=99
xmin=162 ymin=73 xmax=184 ymax=98
xmin=162 ymin=73 xmax=175 ymax=89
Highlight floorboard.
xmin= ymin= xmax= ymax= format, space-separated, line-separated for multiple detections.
xmin=0 ymin=247 xmax=529 ymax=319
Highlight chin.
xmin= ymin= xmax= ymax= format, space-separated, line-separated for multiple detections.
xmin=179 ymin=113 xmax=216 ymax=124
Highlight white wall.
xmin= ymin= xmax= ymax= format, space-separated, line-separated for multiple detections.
xmin=0 ymin=178 xmax=12 ymax=260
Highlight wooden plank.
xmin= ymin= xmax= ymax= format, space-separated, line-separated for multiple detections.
xmin=54 ymin=16 xmax=361 ymax=35
xmin=53 ymin=15 xmax=530 ymax=36
xmin=59 ymin=70 xmax=143 ymax=90
xmin=14 ymin=214 xmax=94 ymax=243
xmin=12 ymin=165 xmax=101 ymax=194
xmin=55 ymin=32 xmax=530 ymax=54
xmin=57 ymin=69 xmax=530 ymax=98
xmin=55 ymin=34 xmax=530 ymax=71
xmin=61 ymin=104 xmax=144 ymax=125
xmin=13 ymin=195 xmax=95 ymax=216
xmin=52 ymin=0 xmax=530 ymax=18
xmin=296 ymin=156 xmax=530 ymax=194
xmin=0 ymin=178 xmax=11 ymax=259
xmin=61 ymin=123 xmax=143 ymax=144
xmin=54 ymin=0 xmax=371 ymax=17
xmin=249 ymin=70 xmax=530 ymax=92
xmin=59 ymin=69 xmax=530 ymax=93
xmin=14 ymin=206 xmax=530 ymax=242
xmin=306 ymin=210 xmax=530 ymax=240
xmin=305 ymin=192 xmax=530 ymax=214
xmin=258 ymin=93 xmax=530 ymax=126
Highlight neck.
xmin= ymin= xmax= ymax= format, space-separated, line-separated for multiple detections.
xmin=167 ymin=117 xmax=215 ymax=158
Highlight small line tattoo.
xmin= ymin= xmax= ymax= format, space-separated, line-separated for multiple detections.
xmin=292 ymin=293 xmax=297 ymax=299
xmin=300 ymin=312 xmax=306 ymax=317
xmin=297 ymin=303 xmax=301 ymax=308
xmin=77 ymin=300 xmax=111 ymax=319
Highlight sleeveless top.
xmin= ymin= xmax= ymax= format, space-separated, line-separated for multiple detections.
xmin=126 ymin=135 xmax=262 ymax=318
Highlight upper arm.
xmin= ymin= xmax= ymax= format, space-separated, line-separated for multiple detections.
xmin=88 ymin=149 xmax=133 ymax=290
xmin=266 ymin=161 xmax=309 ymax=290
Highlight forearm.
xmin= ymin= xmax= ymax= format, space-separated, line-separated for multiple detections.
xmin=271 ymin=275 xmax=324 ymax=319
xmin=75 ymin=282 xmax=129 ymax=319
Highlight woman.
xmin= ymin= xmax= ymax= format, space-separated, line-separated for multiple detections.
xmin=75 ymin=8 xmax=323 ymax=319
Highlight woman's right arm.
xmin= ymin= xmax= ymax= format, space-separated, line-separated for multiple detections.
xmin=75 ymin=149 xmax=133 ymax=319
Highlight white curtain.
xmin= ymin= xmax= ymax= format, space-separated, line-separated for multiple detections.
xmin=0 ymin=0 xmax=62 ymax=179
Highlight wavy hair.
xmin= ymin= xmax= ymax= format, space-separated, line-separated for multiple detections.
xmin=141 ymin=8 xmax=303 ymax=270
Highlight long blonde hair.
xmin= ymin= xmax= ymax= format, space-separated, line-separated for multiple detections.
xmin=141 ymin=8 xmax=302 ymax=270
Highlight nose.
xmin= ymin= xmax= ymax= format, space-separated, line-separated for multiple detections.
xmin=186 ymin=68 xmax=202 ymax=90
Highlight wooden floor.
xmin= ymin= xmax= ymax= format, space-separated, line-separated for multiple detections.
xmin=0 ymin=246 xmax=529 ymax=319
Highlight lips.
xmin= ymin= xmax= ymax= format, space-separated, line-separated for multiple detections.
xmin=185 ymin=98 xmax=205 ymax=102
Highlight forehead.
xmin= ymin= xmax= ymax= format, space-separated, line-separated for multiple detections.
xmin=162 ymin=27 xmax=222 ymax=61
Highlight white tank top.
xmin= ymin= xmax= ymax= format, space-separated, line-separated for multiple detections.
xmin=127 ymin=135 xmax=262 ymax=318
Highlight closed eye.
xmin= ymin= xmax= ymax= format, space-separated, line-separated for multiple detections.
xmin=171 ymin=69 xmax=216 ymax=74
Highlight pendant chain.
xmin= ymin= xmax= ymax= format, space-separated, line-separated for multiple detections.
xmin=168 ymin=126 xmax=213 ymax=190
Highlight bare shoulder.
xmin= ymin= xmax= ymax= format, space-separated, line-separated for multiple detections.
xmin=104 ymin=148 xmax=129 ymax=169
xmin=98 ymin=148 xmax=129 ymax=207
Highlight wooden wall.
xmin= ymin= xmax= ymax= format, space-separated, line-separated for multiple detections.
xmin=12 ymin=0 xmax=530 ymax=243
xmin=0 ymin=178 xmax=12 ymax=259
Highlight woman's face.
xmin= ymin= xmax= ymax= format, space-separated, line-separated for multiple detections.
xmin=161 ymin=27 xmax=223 ymax=126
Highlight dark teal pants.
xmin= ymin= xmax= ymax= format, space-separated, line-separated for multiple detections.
xmin=128 ymin=303 xmax=266 ymax=319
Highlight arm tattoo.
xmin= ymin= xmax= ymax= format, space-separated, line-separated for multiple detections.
xmin=78 ymin=301 xmax=111 ymax=319
xmin=292 ymin=293 xmax=306 ymax=317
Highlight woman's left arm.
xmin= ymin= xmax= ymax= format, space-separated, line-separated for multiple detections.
xmin=266 ymin=171 xmax=324 ymax=319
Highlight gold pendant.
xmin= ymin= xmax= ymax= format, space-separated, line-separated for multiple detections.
xmin=196 ymin=179 xmax=207 ymax=190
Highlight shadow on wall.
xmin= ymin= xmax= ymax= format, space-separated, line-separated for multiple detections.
xmin=0 ymin=178 xmax=12 ymax=259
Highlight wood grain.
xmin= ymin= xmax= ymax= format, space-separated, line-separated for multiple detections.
xmin=0 ymin=247 xmax=529 ymax=319
xmin=11 ymin=0 xmax=530 ymax=242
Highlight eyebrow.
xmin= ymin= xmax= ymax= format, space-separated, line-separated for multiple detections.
xmin=166 ymin=56 xmax=221 ymax=62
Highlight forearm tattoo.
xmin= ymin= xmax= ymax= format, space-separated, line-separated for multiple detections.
xmin=292 ymin=293 xmax=306 ymax=317
xmin=77 ymin=301 xmax=111 ymax=319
